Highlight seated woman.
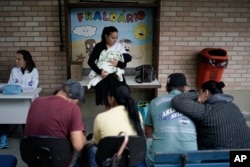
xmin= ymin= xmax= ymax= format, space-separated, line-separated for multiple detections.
xmin=81 ymin=83 xmax=146 ymax=167
xmin=0 ymin=49 xmax=39 ymax=149
xmin=8 ymin=50 xmax=39 ymax=88
xmin=171 ymin=80 xmax=250 ymax=150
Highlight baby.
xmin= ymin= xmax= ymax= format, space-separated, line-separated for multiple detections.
xmin=88 ymin=50 xmax=124 ymax=89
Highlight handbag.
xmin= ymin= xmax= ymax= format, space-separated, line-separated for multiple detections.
xmin=135 ymin=65 xmax=156 ymax=83
xmin=102 ymin=132 xmax=129 ymax=167
xmin=136 ymin=100 xmax=149 ymax=123
xmin=2 ymin=84 xmax=22 ymax=95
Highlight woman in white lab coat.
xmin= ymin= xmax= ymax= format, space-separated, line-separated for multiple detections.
xmin=0 ymin=50 xmax=39 ymax=149
xmin=8 ymin=50 xmax=39 ymax=88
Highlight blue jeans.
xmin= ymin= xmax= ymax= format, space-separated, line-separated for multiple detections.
xmin=87 ymin=145 xmax=146 ymax=167
xmin=0 ymin=125 xmax=9 ymax=136
xmin=0 ymin=124 xmax=9 ymax=148
xmin=87 ymin=145 xmax=98 ymax=167
xmin=134 ymin=161 xmax=147 ymax=167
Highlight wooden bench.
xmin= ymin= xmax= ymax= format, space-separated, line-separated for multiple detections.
xmin=154 ymin=150 xmax=230 ymax=167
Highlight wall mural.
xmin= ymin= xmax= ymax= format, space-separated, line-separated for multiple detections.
xmin=70 ymin=7 xmax=153 ymax=68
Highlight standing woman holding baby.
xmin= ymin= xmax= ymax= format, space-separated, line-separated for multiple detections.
xmin=88 ymin=26 xmax=132 ymax=110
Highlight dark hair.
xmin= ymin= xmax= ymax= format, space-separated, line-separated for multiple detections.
xmin=108 ymin=83 xmax=144 ymax=137
xmin=16 ymin=50 xmax=36 ymax=72
xmin=201 ymin=80 xmax=225 ymax=94
xmin=101 ymin=26 xmax=118 ymax=43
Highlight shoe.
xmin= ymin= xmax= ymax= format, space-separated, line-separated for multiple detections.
xmin=0 ymin=135 xmax=8 ymax=149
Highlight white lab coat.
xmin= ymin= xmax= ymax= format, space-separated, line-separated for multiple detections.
xmin=8 ymin=67 xmax=39 ymax=88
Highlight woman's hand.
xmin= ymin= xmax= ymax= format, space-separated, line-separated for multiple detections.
xmin=108 ymin=59 xmax=118 ymax=67
xmin=101 ymin=69 xmax=109 ymax=78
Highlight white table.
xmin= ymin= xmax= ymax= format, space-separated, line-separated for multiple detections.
xmin=0 ymin=88 xmax=42 ymax=124
xmin=79 ymin=76 xmax=161 ymax=89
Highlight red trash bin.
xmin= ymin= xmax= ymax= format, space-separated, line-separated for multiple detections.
xmin=196 ymin=48 xmax=228 ymax=88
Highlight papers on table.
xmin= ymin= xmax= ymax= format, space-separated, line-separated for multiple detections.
xmin=22 ymin=87 xmax=36 ymax=93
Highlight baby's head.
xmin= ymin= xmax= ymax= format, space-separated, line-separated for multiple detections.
xmin=101 ymin=50 xmax=123 ymax=61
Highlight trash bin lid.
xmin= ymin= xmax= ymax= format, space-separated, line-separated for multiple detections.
xmin=200 ymin=48 xmax=228 ymax=60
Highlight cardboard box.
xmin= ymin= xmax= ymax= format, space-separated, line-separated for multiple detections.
xmin=70 ymin=61 xmax=83 ymax=81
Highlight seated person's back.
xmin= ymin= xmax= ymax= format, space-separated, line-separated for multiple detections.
xmin=25 ymin=79 xmax=86 ymax=167
xmin=84 ymin=83 xmax=146 ymax=167
xmin=144 ymin=73 xmax=198 ymax=167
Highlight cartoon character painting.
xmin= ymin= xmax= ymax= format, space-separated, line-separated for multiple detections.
xmin=74 ymin=53 xmax=85 ymax=62
xmin=85 ymin=39 xmax=96 ymax=56
xmin=119 ymin=38 xmax=144 ymax=59
xmin=134 ymin=23 xmax=150 ymax=40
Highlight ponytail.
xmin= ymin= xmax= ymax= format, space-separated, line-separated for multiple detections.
xmin=109 ymin=83 xmax=144 ymax=136
xmin=125 ymin=97 xmax=144 ymax=137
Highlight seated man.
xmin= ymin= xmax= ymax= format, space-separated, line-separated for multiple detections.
xmin=24 ymin=79 xmax=86 ymax=167
xmin=87 ymin=50 xmax=124 ymax=89
xmin=144 ymin=73 xmax=198 ymax=167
